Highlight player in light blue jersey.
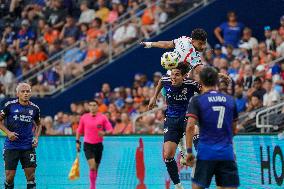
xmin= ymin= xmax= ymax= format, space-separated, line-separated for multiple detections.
xmin=0 ymin=83 xmax=42 ymax=189
xmin=186 ymin=67 xmax=239 ymax=189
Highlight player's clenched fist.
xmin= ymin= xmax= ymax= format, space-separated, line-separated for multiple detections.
xmin=140 ymin=42 xmax=153 ymax=48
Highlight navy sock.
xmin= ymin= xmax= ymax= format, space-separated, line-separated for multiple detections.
xmin=5 ymin=181 xmax=14 ymax=189
xmin=165 ymin=158 xmax=180 ymax=184
xmin=27 ymin=180 xmax=36 ymax=189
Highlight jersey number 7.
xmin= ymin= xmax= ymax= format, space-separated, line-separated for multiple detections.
xmin=212 ymin=106 xmax=225 ymax=129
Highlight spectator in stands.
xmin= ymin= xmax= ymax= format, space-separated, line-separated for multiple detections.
xmin=0 ymin=43 xmax=15 ymax=73
xmin=82 ymin=39 xmax=104 ymax=68
xmin=0 ymin=61 xmax=15 ymax=93
xmin=27 ymin=43 xmax=48 ymax=67
xmin=246 ymin=93 xmax=263 ymax=112
xmin=95 ymin=0 xmax=110 ymax=22
xmin=141 ymin=1 xmax=167 ymax=39
xmin=263 ymin=79 xmax=280 ymax=107
xmin=62 ymin=37 xmax=85 ymax=80
xmin=225 ymin=44 xmax=235 ymax=64
xmin=15 ymin=20 xmax=36 ymax=50
xmin=113 ymin=16 xmax=138 ymax=53
xmin=247 ymin=77 xmax=266 ymax=100
xmin=113 ymin=113 xmax=133 ymax=134
xmin=264 ymin=26 xmax=276 ymax=51
xmin=240 ymin=27 xmax=258 ymax=49
xmin=55 ymin=113 xmax=72 ymax=135
xmin=213 ymin=43 xmax=227 ymax=59
xmin=42 ymin=116 xmax=59 ymax=135
xmin=214 ymin=11 xmax=244 ymax=48
xmin=241 ymin=64 xmax=254 ymax=91
xmin=279 ymin=15 xmax=284 ymax=38
xmin=86 ymin=17 xmax=104 ymax=42
xmin=78 ymin=1 xmax=96 ymax=24
xmin=15 ymin=56 xmax=29 ymax=79
xmin=276 ymin=33 xmax=284 ymax=57
xmin=43 ymin=22 xmax=60 ymax=45
xmin=235 ymin=83 xmax=247 ymax=113
xmin=60 ymin=15 xmax=80 ymax=41
xmin=44 ymin=0 xmax=67 ymax=29
xmin=106 ymin=1 xmax=119 ymax=24
xmin=1 ymin=23 xmax=16 ymax=46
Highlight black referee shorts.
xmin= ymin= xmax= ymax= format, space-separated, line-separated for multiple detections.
xmin=191 ymin=159 xmax=240 ymax=188
xmin=3 ymin=148 xmax=37 ymax=170
xmin=83 ymin=142 xmax=103 ymax=164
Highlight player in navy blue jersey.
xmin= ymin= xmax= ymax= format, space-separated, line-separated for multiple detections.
xmin=148 ymin=63 xmax=201 ymax=189
xmin=0 ymin=83 xmax=42 ymax=189
xmin=185 ymin=67 xmax=239 ymax=189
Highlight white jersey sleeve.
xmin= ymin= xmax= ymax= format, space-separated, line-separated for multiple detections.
xmin=173 ymin=36 xmax=202 ymax=69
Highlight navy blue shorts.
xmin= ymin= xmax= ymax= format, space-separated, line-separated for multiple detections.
xmin=191 ymin=160 xmax=240 ymax=188
xmin=163 ymin=116 xmax=187 ymax=144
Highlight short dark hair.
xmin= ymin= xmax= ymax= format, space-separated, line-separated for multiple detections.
xmin=191 ymin=28 xmax=207 ymax=41
xmin=254 ymin=77 xmax=262 ymax=83
xmin=265 ymin=79 xmax=272 ymax=83
xmin=94 ymin=17 xmax=102 ymax=27
xmin=89 ymin=99 xmax=99 ymax=105
xmin=199 ymin=66 xmax=218 ymax=87
xmin=174 ymin=63 xmax=190 ymax=76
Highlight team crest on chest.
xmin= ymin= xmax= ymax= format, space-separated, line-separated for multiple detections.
xmin=182 ymin=88 xmax=187 ymax=95
xmin=29 ymin=110 xmax=33 ymax=116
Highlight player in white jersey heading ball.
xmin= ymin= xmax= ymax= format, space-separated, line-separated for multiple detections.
xmin=140 ymin=28 xmax=207 ymax=75
xmin=141 ymin=29 xmax=207 ymax=169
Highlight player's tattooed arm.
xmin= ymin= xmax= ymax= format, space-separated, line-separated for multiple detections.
xmin=148 ymin=79 xmax=162 ymax=110
xmin=140 ymin=41 xmax=175 ymax=49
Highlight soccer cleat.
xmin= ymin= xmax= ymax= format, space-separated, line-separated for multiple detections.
xmin=175 ymin=183 xmax=184 ymax=189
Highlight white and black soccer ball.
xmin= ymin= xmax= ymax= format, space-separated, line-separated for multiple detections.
xmin=160 ymin=51 xmax=180 ymax=70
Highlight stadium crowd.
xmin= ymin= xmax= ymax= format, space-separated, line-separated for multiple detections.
xmin=0 ymin=0 xmax=192 ymax=97
xmin=0 ymin=1 xmax=284 ymax=134
xmin=39 ymin=12 xmax=284 ymax=135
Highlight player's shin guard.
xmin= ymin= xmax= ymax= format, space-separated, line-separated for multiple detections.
xmin=165 ymin=158 xmax=180 ymax=184
xmin=4 ymin=181 xmax=14 ymax=189
xmin=27 ymin=180 xmax=36 ymax=189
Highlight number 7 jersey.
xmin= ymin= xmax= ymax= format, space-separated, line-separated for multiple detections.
xmin=186 ymin=90 xmax=238 ymax=160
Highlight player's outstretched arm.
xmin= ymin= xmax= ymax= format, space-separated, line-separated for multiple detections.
xmin=140 ymin=41 xmax=175 ymax=49
xmin=148 ymin=79 xmax=163 ymax=110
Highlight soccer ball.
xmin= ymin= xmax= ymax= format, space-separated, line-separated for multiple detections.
xmin=161 ymin=51 xmax=179 ymax=70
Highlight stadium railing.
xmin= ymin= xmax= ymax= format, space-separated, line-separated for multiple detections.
xmin=6 ymin=0 xmax=212 ymax=97
xmin=256 ymin=102 xmax=284 ymax=133
xmin=133 ymin=105 xmax=166 ymax=134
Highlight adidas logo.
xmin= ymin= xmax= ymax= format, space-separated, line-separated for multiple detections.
xmin=14 ymin=109 xmax=19 ymax=113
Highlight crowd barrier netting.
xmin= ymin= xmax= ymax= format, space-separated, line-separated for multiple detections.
xmin=0 ymin=135 xmax=283 ymax=189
